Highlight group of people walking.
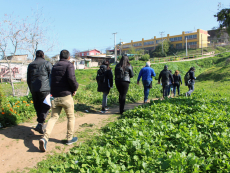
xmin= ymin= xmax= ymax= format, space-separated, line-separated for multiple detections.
xmin=97 ymin=55 xmax=196 ymax=114
xmin=27 ymin=52 xmax=195 ymax=152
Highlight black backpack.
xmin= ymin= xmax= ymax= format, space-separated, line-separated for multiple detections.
xmin=115 ymin=65 xmax=124 ymax=79
xmin=96 ymin=66 xmax=106 ymax=83
xmin=184 ymin=71 xmax=191 ymax=86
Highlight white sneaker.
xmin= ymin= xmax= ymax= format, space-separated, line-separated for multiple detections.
xmin=105 ymin=107 xmax=109 ymax=111
xmin=66 ymin=137 xmax=78 ymax=145
xmin=100 ymin=110 xmax=108 ymax=114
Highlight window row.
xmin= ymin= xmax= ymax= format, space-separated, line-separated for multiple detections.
xmin=144 ymin=41 xmax=154 ymax=45
xmin=133 ymin=43 xmax=142 ymax=47
xmin=185 ymin=42 xmax=197 ymax=46
xmin=185 ymin=34 xmax=197 ymax=40
xmin=170 ymin=37 xmax=182 ymax=42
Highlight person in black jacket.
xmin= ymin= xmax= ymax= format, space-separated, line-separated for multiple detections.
xmin=39 ymin=50 xmax=79 ymax=152
xmin=97 ymin=61 xmax=113 ymax=113
xmin=173 ymin=70 xmax=182 ymax=96
xmin=186 ymin=67 xmax=196 ymax=96
xmin=158 ymin=65 xmax=174 ymax=98
xmin=115 ymin=55 xmax=134 ymax=114
xmin=27 ymin=50 xmax=52 ymax=134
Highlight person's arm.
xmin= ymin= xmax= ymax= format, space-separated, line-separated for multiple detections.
xmin=108 ymin=70 xmax=113 ymax=88
xmin=137 ymin=69 xmax=142 ymax=84
xmin=158 ymin=72 xmax=162 ymax=84
xmin=170 ymin=73 xmax=174 ymax=83
xmin=190 ymin=71 xmax=196 ymax=80
xmin=27 ymin=66 xmax=31 ymax=91
xmin=47 ymin=62 xmax=53 ymax=88
xmin=67 ymin=63 xmax=79 ymax=94
xmin=129 ymin=65 xmax=134 ymax=78
xmin=179 ymin=75 xmax=182 ymax=84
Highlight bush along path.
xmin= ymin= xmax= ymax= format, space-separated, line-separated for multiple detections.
xmin=0 ymin=102 xmax=143 ymax=173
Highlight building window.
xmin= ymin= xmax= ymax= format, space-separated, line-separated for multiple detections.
xmin=156 ymin=40 xmax=160 ymax=44
xmin=170 ymin=37 xmax=182 ymax=42
xmin=133 ymin=43 xmax=142 ymax=47
xmin=176 ymin=43 xmax=182 ymax=49
xmin=184 ymin=42 xmax=197 ymax=48
xmin=82 ymin=53 xmax=84 ymax=56
xmin=87 ymin=53 xmax=89 ymax=56
xmin=185 ymin=34 xmax=197 ymax=40
xmin=144 ymin=41 xmax=154 ymax=45
xmin=123 ymin=45 xmax=131 ymax=48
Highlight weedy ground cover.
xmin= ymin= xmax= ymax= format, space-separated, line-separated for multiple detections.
xmin=28 ymin=53 xmax=230 ymax=172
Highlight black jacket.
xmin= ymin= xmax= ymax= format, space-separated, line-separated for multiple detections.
xmin=189 ymin=70 xmax=195 ymax=84
xmin=158 ymin=69 xmax=174 ymax=85
xmin=51 ymin=59 xmax=79 ymax=97
xmin=115 ymin=64 xmax=134 ymax=82
xmin=27 ymin=57 xmax=52 ymax=92
xmin=173 ymin=74 xmax=182 ymax=85
xmin=97 ymin=65 xmax=113 ymax=93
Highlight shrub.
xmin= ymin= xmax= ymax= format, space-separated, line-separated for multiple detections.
xmin=139 ymin=54 xmax=150 ymax=61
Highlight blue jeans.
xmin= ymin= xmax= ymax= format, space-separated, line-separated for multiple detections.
xmin=168 ymin=84 xmax=173 ymax=96
xmin=173 ymin=83 xmax=180 ymax=96
xmin=142 ymin=80 xmax=151 ymax=103
xmin=102 ymin=92 xmax=109 ymax=109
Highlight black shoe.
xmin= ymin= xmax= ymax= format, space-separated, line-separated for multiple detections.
xmin=35 ymin=123 xmax=44 ymax=134
xmin=39 ymin=138 xmax=47 ymax=152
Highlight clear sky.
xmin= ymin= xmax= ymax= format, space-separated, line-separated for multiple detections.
xmin=0 ymin=0 xmax=229 ymax=58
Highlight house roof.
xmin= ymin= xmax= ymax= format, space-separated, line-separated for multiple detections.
xmin=80 ymin=49 xmax=100 ymax=53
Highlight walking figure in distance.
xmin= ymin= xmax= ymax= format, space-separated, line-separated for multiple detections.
xmin=39 ymin=50 xmax=79 ymax=152
xmin=185 ymin=67 xmax=196 ymax=96
xmin=137 ymin=61 xmax=156 ymax=103
xmin=173 ymin=70 xmax=182 ymax=96
xmin=158 ymin=65 xmax=174 ymax=98
xmin=115 ymin=55 xmax=134 ymax=114
xmin=27 ymin=50 xmax=52 ymax=134
xmin=96 ymin=61 xmax=113 ymax=113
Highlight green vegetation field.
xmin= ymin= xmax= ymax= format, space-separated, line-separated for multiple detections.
xmin=24 ymin=52 xmax=230 ymax=172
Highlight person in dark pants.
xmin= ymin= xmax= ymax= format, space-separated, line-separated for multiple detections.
xmin=96 ymin=61 xmax=113 ymax=113
xmin=158 ymin=65 xmax=174 ymax=98
xmin=186 ymin=67 xmax=196 ymax=96
xmin=27 ymin=50 xmax=52 ymax=134
xmin=173 ymin=70 xmax=182 ymax=96
xmin=137 ymin=61 xmax=156 ymax=103
xmin=115 ymin=55 xmax=134 ymax=114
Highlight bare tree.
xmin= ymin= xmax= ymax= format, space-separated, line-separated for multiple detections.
xmin=0 ymin=14 xmax=27 ymax=96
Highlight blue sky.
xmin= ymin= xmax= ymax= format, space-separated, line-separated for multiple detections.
xmin=0 ymin=0 xmax=229 ymax=57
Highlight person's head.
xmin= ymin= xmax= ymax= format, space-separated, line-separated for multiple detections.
xmin=60 ymin=50 xmax=70 ymax=60
xmin=120 ymin=55 xmax=130 ymax=70
xmin=190 ymin=67 xmax=195 ymax=71
xmin=175 ymin=70 xmax=179 ymax=76
xmin=102 ymin=60 xmax=110 ymax=69
xmin=164 ymin=65 xmax=168 ymax=70
xmin=146 ymin=61 xmax=150 ymax=67
xmin=36 ymin=50 xmax=44 ymax=58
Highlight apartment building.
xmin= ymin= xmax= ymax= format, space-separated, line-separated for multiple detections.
xmin=121 ymin=29 xmax=209 ymax=52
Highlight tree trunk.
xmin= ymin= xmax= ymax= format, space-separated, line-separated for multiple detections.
xmin=8 ymin=62 xmax=15 ymax=97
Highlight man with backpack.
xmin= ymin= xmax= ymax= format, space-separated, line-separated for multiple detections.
xmin=137 ymin=61 xmax=156 ymax=103
xmin=96 ymin=61 xmax=113 ymax=113
xmin=185 ymin=67 xmax=196 ymax=96
xmin=158 ymin=65 xmax=174 ymax=98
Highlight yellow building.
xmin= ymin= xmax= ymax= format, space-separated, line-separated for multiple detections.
xmin=121 ymin=29 xmax=209 ymax=52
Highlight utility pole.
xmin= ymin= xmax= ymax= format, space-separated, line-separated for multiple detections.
xmin=112 ymin=32 xmax=117 ymax=62
xmin=159 ymin=31 xmax=164 ymax=54
xmin=186 ymin=37 xmax=188 ymax=56
xmin=120 ymin=39 xmax=122 ymax=56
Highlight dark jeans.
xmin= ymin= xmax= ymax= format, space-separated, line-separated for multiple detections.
xmin=173 ymin=83 xmax=180 ymax=96
xmin=142 ymin=80 xmax=151 ymax=103
xmin=32 ymin=91 xmax=51 ymax=124
xmin=186 ymin=84 xmax=194 ymax=96
xmin=115 ymin=81 xmax=129 ymax=114
xmin=162 ymin=84 xmax=169 ymax=98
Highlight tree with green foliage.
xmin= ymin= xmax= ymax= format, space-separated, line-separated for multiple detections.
xmin=150 ymin=40 xmax=172 ymax=57
xmin=214 ymin=8 xmax=230 ymax=35
xmin=127 ymin=46 xmax=144 ymax=60
xmin=139 ymin=54 xmax=150 ymax=61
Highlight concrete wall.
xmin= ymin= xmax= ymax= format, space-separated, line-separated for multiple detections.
xmin=0 ymin=63 xmax=28 ymax=81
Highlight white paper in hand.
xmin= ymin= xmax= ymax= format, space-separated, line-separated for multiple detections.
xmin=43 ymin=94 xmax=51 ymax=106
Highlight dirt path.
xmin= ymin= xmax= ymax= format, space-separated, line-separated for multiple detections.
xmin=0 ymin=102 xmax=143 ymax=173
